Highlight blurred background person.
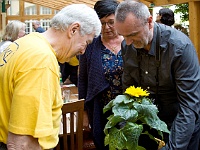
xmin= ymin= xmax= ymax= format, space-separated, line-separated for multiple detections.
xmin=0 ymin=20 xmax=26 ymax=53
xmin=156 ymin=8 xmax=175 ymax=27
xmin=32 ymin=20 xmax=45 ymax=33
xmin=59 ymin=55 xmax=79 ymax=86
xmin=78 ymin=0 xmax=124 ymax=149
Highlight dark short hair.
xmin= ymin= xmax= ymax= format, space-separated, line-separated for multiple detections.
xmin=159 ymin=8 xmax=175 ymax=26
xmin=94 ymin=0 xmax=119 ymax=19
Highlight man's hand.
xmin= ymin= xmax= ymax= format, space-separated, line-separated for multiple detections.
xmin=155 ymin=137 xmax=165 ymax=150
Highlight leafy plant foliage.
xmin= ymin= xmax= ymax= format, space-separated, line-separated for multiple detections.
xmin=174 ymin=3 xmax=189 ymax=22
xmin=103 ymin=86 xmax=170 ymax=150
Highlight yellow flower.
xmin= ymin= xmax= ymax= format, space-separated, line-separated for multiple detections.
xmin=125 ymin=86 xmax=150 ymax=97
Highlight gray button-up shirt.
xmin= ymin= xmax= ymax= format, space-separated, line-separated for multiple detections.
xmin=122 ymin=22 xmax=200 ymax=149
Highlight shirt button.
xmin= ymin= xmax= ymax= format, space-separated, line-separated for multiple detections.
xmin=145 ymin=71 xmax=148 ymax=74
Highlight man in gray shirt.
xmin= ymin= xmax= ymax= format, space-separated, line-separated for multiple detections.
xmin=115 ymin=1 xmax=200 ymax=150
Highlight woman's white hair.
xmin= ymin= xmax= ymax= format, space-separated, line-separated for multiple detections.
xmin=2 ymin=20 xmax=26 ymax=42
xmin=50 ymin=4 xmax=101 ymax=37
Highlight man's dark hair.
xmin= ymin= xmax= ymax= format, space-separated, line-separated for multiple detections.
xmin=94 ymin=0 xmax=119 ymax=19
xmin=159 ymin=8 xmax=175 ymax=26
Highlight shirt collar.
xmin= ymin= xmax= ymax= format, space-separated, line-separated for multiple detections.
xmin=148 ymin=22 xmax=160 ymax=56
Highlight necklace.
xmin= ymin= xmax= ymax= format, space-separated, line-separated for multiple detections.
xmin=101 ymin=36 xmax=123 ymax=53
xmin=106 ymin=42 xmax=118 ymax=52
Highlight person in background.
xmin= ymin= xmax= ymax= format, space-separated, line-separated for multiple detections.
xmin=156 ymin=8 xmax=175 ymax=27
xmin=59 ymin=55 xmax=79 ymax=86
xmin=0 ymin=4 xmax=101 ymax=150
xmin=32 ymin=20 xmax=45 ymax=33
xmin=114 ymin=1 xmax=200 ymax=150
xmin=78 ymin=0 xmax=124 ymax=149
xmin=0 ymin=20 xmax=26 ymax=53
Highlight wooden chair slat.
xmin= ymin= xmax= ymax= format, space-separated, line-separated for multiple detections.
xmin=55 ymin=99 xmax=84 ymax=150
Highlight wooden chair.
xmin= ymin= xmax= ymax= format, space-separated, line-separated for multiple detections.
xmin=55 ymin=99 xmax=84 ymax=150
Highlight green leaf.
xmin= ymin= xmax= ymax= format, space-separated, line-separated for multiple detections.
xmin=107 ymin=114 xmax=114 ymax=121
xmin=109 ymin=145 xmax=117 ymax=150
xmin=113 ymin=103 xmax=138 ymax=121
xmin=122 ymin=122 xmax=143 ymax=150
xmin=124 ymin=96 xmax=134 ymax=104
xmin=141 ymin=97 xmax=153 ymax=105
xmin=108 ymin=127 xmax=126 ymax=150
xmin=137 ymin=146 xmax=146 ymax=150
xmin=103 ymin=99 xmax=114 ymax=113
xmin=104 ymin=115 xmax=124 ymax=134
xmin=113 ymin=95 xmax=130 ymax=104
xmin=104 ymin=134 xmax=109 ymax=146
xmin=133 ymin=100 xmax=170 ymax=134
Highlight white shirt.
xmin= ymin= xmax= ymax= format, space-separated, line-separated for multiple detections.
xmin=0 ymin=41 xmax=12 ymax=53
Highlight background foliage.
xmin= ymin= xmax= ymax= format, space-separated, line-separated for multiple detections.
xmin=174 ymin=3 xmax=189 ymax=35
xmin=174 ymin=3 xmax=189 ymax=22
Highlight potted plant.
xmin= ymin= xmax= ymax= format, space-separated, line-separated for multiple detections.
xmin=103 ymin=86 xmax=170 ymax=150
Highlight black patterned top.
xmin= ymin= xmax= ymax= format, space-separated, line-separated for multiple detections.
xmin=101 ymin=47 xmax=123 ymax=106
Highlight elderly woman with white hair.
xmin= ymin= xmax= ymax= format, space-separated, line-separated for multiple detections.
xmin=0 ymin=20 xmax=26 ymax=53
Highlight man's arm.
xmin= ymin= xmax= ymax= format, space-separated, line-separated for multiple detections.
xmin=7 ymin=132 xmax=42 ymax=150
xmin=162 ymin=43 xmax=200 ymax=149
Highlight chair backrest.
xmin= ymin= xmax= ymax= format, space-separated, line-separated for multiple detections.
xmin=55 ymin=99 xmax=84 ymax=150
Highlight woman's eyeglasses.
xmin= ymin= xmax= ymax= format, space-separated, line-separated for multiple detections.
xmin=101 ymin=20 xmax=114 ymax=28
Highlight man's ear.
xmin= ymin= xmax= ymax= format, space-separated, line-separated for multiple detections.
xmin=68 ymin=22 xmax=80 ymax=38
xmin=148 ymin=16 xmax=153 ymax=29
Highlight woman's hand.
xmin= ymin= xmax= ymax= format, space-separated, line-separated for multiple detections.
xmin=83 ymin=111 xmax=91 ymax=131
